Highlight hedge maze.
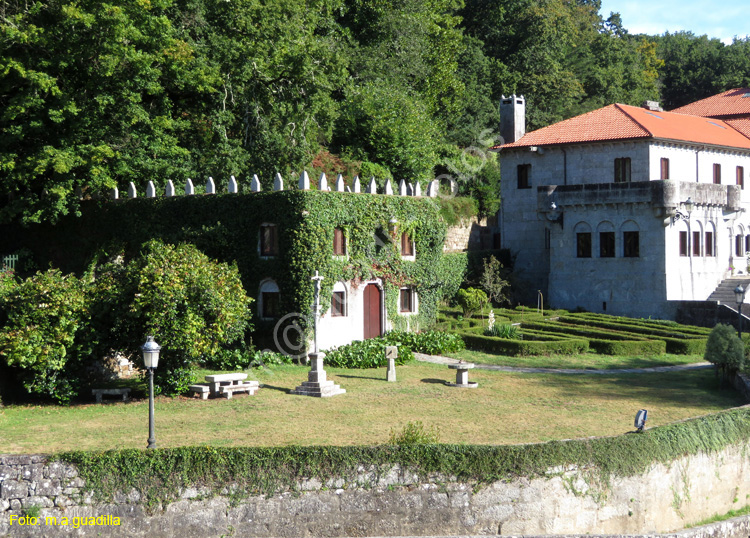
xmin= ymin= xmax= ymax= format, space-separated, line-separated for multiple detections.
xmin=436 ymin=308 xmax=711 ymax=357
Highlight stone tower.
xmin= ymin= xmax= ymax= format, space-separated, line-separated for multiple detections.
xmin=500 ymin=94 xmax=526 ymax=145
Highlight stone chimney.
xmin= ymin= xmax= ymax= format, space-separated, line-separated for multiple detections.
xmin=500 ymin=94 xmax=526 ymax=145
xmin=642 ymin=100 xmax=663 ymax=112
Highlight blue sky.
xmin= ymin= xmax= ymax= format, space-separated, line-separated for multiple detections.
xmin=599 ymin=0 xmax=749 ymax=44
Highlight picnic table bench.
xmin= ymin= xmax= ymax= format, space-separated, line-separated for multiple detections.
xmin=188 ymin=373 xmax=259 ymax=399
xmin=92 ymin=388 xmax=131 ymax=403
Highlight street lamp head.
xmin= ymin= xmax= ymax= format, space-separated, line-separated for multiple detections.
xmin=684 ymin=197 xmax=694 ymax=216
xmin=141 ymin=336 xmax=161 ymax=369
xmin=735 ymin=285 xmax=746 ymax=306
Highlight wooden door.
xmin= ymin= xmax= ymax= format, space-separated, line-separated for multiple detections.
xmin=363 ymin=283 xmax=382 ymax=339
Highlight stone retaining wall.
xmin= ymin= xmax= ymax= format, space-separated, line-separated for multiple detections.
xmin=2 ymin=439 xmax=750 ymax=538
xmin=443 ymin=217 xmax=489 ymax=253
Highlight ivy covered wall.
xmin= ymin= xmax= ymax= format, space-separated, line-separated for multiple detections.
xmin=7 ymin=191 xmax=459 ymax=348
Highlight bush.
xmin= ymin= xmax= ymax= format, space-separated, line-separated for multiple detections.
xmin=0 ymin=241 xmax=256 ymax=401
xmin=324 ymin=336 xmax=416 ymax=369
xmin=0 ymin=270 xmax=89 ymax=403
xmin=107 ymin=241 xmax=254 ymax=395
xmin=705 ymin=324 xmax=745 ymax=383
xmin=389 ymin=421 xmax=440 ymax=445
xmin=455 ymin=287 xmax=488 ymax=319
xmin=387 ymin=330 xmax=465 ymax=355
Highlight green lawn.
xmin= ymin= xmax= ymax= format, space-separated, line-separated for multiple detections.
xmin=0 ymin=362 xmax=743 ymax=453
xmin=446 ymin=349 xmax=706 ymax=369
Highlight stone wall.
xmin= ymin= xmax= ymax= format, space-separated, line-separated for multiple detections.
xmin=2 ymin=439 xmax=750 ymax=537
xmin=443 ymin=217 xmax=490 ymax=253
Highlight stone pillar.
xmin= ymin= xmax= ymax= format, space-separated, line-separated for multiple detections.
xmin=386 ymin=346 xmax=397 ymax=382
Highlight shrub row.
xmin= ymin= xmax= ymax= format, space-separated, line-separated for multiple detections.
xmin=324 ymin=330 xmax=465 ymax=368
xmin=58 ymin=407 xmax=750 ymax=509
xmin=565 ymin=312 xmax=711 ymax=336
xmin=556 ymin=316 xmax=708 ymax=354
xmin=461 ymin=333 xmax=589 ymax=356
xmin=522 ymin=321 xmax=667 ymax=356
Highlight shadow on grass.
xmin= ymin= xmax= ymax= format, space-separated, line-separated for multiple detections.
xmin=336 ymin=373 xmax=384 ymax=381
xmin=421 ymin=378 xmax=448 ymax=384
xmin=258 ymin=384 xmax=290 ymax=393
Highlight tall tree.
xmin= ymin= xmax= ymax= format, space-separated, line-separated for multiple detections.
xmin=0 ymin=0 xmax=220 ymax=224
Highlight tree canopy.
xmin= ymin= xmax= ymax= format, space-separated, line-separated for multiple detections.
xmin=2 ymin=0 xmax=749 ymax=225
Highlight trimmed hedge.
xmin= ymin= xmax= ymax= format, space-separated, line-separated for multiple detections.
xmin=588 ymin=339 xmax=666 ymax=355
xmin=461 ymin=333 xmax=589 ymax=356
xmin=522 ymin=321 xmax=667 ymax=356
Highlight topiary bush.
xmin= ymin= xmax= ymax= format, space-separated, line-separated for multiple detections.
xmin=455 ymin=287 xmax=488 ymax=319
xmin=705 ymin=324 xmax=745 ymax=384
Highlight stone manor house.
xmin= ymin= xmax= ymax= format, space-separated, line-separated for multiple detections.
xmin=494 ymin=89 xmax=750 ymax=319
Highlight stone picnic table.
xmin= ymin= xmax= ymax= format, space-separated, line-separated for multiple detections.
xmin=189 ymin=372 xmax=259 ymax=399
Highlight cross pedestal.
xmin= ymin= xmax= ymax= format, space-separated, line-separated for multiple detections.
xmin=290 ymin=352 xmax=346 ymax=397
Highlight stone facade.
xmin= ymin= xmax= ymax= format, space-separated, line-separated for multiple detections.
xmin=2 ymin=439 xmax=750 ymax=537
xmin=499 ymin=132 xmax=750 ymax=317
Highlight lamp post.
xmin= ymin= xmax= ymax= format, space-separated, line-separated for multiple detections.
xmin=141 ymin=336 xmax=161 ymax=449
xmin=735 ymin=285 xmax=746 ymax=339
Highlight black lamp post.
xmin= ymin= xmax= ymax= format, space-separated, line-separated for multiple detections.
xmin=735 ymin=285 xmax=746 ymax=339
xmin=141 ymin=336 xmax=161 ymax=449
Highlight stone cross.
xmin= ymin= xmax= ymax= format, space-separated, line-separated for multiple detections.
xmin=311 ymin=270 xmax=324 ymax=353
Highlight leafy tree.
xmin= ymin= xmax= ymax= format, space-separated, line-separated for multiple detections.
xmin=654 ymin=32 xmax=726 ymax=110
xmin=479 ymin=255 xmax=509 ymax=305
xmin=0 ymin=241 xmax=253 ymax=401
xmin=704 ymin=324 xmax=744 ymax=386
xmin=0 ymin=0 xmax=222 ymax=224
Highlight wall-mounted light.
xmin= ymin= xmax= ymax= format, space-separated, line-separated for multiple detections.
xmin=671 ymin=197 xmax=694 ymax=225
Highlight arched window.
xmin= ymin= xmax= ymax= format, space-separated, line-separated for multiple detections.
xmin=259 ymin=279 xmax=280 ymax=319
xmin=705 ymin=222 xmax=716 ymax=257
xmin=691 ymin=221 xmax=704 ymax=257
xmin=597 ymin=221 xmax=615 ymax=258
xmin=736 ymin=225 xmax=746 ymax=257
xmin=574 ymin=222 xmax=592 ymax=258
xmin=331 ymin=281 xmax=347 ymax=317
xmin=621 ymin=220 xmax=640 ymax=258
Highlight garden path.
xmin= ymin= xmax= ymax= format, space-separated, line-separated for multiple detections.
xmin=414 ymin=353 xmax=713 ymax=375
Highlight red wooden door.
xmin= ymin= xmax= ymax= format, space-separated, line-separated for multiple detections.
xmin=363 ymin=284 xmax=382 ymax=339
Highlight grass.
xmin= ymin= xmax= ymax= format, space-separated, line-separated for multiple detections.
xmin=446 ymin=349 xmax=705 ymax=369
xmin=0 ymin=362 xmax=744 ymax=453
xmin=687 ymin=503 xmax=750 ymax=527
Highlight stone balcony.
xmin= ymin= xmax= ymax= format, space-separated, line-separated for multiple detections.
xmin=537 ymin=180 xmax=742 ymax=224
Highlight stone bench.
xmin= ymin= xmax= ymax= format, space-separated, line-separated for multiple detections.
xmin=92 ymin=388 xmax=131 ymax=403
xmin=188 ymin=384 xmax=210 ymax=400
xmin=219 ymin=381 xmax=259 ymax=399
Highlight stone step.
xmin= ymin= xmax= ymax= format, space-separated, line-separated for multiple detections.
xmin=707 ymin=277 xmax=750 ymax=304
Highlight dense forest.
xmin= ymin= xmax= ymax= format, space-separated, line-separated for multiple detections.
xmin=3 ymin=0 xmax=750 ymax=226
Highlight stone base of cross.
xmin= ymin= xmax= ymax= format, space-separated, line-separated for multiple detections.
xmin=290 ymin=352 xmax=346 ymax=397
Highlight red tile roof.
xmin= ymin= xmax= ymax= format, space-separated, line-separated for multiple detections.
xmin=671 ymin=88 xmax=750 ymax=118
xmin=496 ymin=103 xmax=750 ymax=151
